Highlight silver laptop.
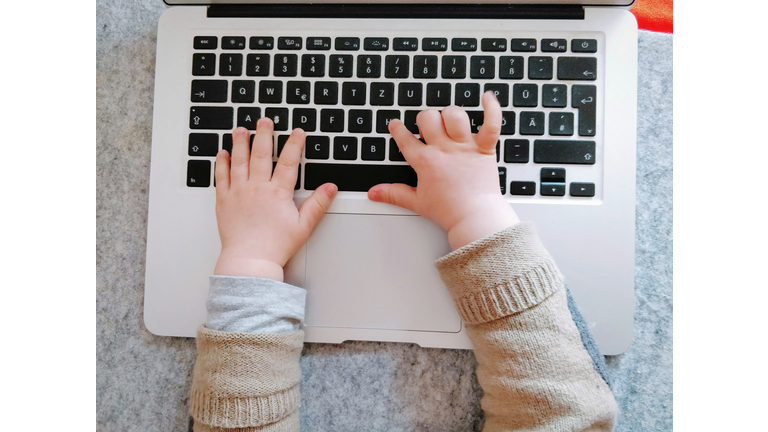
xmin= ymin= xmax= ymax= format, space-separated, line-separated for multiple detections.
xmin=144 ymin=0 xmax=637 ymax=355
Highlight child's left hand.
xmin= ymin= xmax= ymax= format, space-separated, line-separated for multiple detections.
xmin=213 ymin=119 xmax=338 ymax=281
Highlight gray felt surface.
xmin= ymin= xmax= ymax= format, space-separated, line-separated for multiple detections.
xmin=96 ymin=1 xmax=673 ymax=430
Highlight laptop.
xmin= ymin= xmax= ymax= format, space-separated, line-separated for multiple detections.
xmin=144 ymin=0 xmax=637 ymax=355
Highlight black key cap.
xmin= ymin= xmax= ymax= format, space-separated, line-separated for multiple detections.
xmin=533 ymin=140 xmax=596 ymax=164
xmin=189 ymin=133 xmax=219 ymax=156
xmin=572 ymin=85 xmax=597 ymax=136
xmin=376 ymin=110 xmax=401 ymax=133
xmin=427 ymin=83 xmax=451 ymax=107
xmin=511 ymin=38 xmax=537 ymax=52
xmin=541 ymin=167 xmax=565 ymax=182
xmin=499 ymin=56 xmax=524 ymax=79
xmin=362 ymin=137 xmax=386 ymax=161
xmin=286 ymin=81 xmax=311 ymax=104
xmin=278 ymin=37 xmax=302 ymax=50
xmin=541 ymin=39 xmax=567 ymax=53
xmin=191 ymin=80 xmax=227 ymax=103
xmin=484 ymin=83 xmax=509 ymax=107
xmin=470 ymin=56 xmax=495 ymax=79
xmin=274 ymin=54 xmax=298 ymax=76
xmin=364 ymin=37 xmax=389 ymax=51
xmin=334 ymin=137 xmax=358 ymax=160
xmin=398 ymin=83 xmax=423 ymax=106
xmin=301 ymin=54 xmax=326 ymax=77
xmin=292 ymin=108 xmax=317 ymax=131
xmin=570 ymin=182 xmax=596 ymax=197
xmin=187 ymin=160 xmax=211 ymax=187
xmin=335 ymin=37 xmax=360 ymax=51
xmin=258 ymin=81 xmax=283 ymax=104
xmin=413 ymin=55 xmax=438 ymax=78
xmin=314 ymin=81 xmax=339 ymax=105
xmin=194 ymin=36 xmax=218 ymax=50
xmin=513 ymin=84 xmax=538 ymax=107
xmin=549 ymin=112 xmax=574 ymax=136
xmin=306 ymin=37 xmax=331 ymax=50
xmin=504 ymin=139 xmax=529 ymax=163
xmin=442 ymin=56 xmax=466 ymax=79
xmin=572 ymin=39 xmax=598 ymax=53
xmin=222 ymin=36 xmax=246 ymax=50
xmin=222 ymin=133 xmax=256 ymax=156
xmin=519 ymin=112 xmax=545 ymax=135
xmin=348 ymin=110 xmax=373 ymax=133
xmin=237 ymin=107 xmax=260 ymax=130
xmin=357 ymin=55 xmax=382 ymax=78
xmin=329 ymin=55 xmax=354 ymax=78
xmin=219 ymin=54 xmax=243 ymax=76
xmin=231 ymin=80 xmax=255 ymax=103
xmin=558 ymin=57 xmax=597 ymax=80
xmin=389 ymin=138 xmax=406 ymax=161
xmin=304 ymin=163 xmax=417 ymax=191
xmin=277 ymin=135 xmax=290 ymax=156
xmin=306 ymin=136 xmax=330 ymax=159
xmin=342 ymin=82 xmax=366 ymax=105
xmin=192 ymin=53 xmax=215 ymax=76
xmin=404 ymin=111 xmax=419 ymax=135
xmin=190 ymin=107 xmax=233 ymax=130
xmin=265 ymin=108 xmax=289 ymax=131
xmin=393 ymin=38 xmax=418 ymax=51
xmin=500 ymin=111 xmax=516 ymax=135
xmin=246 ymin=54 xmax=270 ymax=76
xmin=528 ymin=56 xmax=553 ymax=80
xmin=370 ymin=82 xmax=395 ymax=106
xmin=452 ymin=38 xmax=477 ymax=52
xmin=481 ymin=38 xmax=507 ymax=52
xmin=466 ymin=111 xmax=484 ymax=134
xmin=455 ymin=83 xmax=480 ymax=106
xmin=250 ymin=36 xmax=274 ymax=50
xmin=498 ymin=167 xmax=507 ymax=194
xmin=542 ymin=84 xmax=567 ymax=108
xmin=510 ymin=181 xmax=536 ymax=195
xmin=320 ymin=109 xmax=344 ymax=132
xmin=422 ymin=38 xmax=448 ymax=51
xmin=541 ymin=182 xmax=566 ymax=196
xmin=385 ymin=55 xmax=409 ymax=78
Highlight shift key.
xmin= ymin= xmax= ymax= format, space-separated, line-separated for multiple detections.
xmin=190 ymin=106 xmax=233 ymax=129
xmin=534 ymin=140 xmax=596 ymax=165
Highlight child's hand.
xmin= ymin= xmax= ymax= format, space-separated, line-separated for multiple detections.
xmin=369 ymin=91 xmax=519 ymax=250
xmin=214 ymin=120 xmax=338 ymax=281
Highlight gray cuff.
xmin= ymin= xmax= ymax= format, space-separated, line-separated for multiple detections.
xmin=206 ymin=276 xmax=306 ymax=334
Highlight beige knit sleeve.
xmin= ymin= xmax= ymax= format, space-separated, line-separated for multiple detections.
xmin=435 ymin=223 xmax=618 ymax=431
xmin=189 ymin=326 xmax=304 ymax=432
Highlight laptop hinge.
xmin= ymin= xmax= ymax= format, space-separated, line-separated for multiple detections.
xmin=206 ymin=4 xmax=585 ymax=20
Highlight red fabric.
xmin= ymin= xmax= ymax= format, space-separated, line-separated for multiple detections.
xmin=630 ymin=0 xmax=673 ymax=33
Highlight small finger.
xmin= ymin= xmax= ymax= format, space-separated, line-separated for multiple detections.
xmin=271 ymin=128 xmax=305 ymax=190
xmin=440 ymin=105 xmax=473 ymax=143
xmin=475 ymin=91 xmax=502 ymax=151
xmin=388 ymin=119 xmax=423 ymax=161
xmin=298 ymin=183 xmax=338 ymax=236
xmin=416 ymin=109 xmax=450 ymax=145
xmin=249 ymin=117 xmax=275 ymax=182
xmin=229 ymin=127 xmax=251 ymax=183
xmin=368 ymin=183 xmax=418 ymax=212
xmin=214 ymin=149 xmax=231 ymax=192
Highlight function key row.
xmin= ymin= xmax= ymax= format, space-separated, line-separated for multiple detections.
xmin=194 ymin=36 xmax=597 ymax=53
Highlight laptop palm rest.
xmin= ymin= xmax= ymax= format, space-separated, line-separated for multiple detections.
xmin=303 ymin=213 xmax=461 ymax=333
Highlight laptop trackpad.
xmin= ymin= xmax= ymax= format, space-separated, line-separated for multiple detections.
xmin=304 ymin=214 xmax=461 ymax=333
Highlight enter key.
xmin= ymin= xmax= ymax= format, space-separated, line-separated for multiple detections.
xmin=572 ymin=85 xmax=597 ymax=137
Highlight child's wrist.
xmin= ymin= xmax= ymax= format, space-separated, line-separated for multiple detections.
xmin=447 ymin=201 xmax=519 ymax=250
xmin=214 ymin=253 xmax=285 ymax=281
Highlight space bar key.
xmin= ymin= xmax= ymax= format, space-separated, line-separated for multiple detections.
xmin=304 ymin=163 xmax=418 ymax=192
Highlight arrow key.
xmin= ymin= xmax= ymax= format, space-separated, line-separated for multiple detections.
xmin=540 ymin=182 xmax=566 ymax=196
xmin=509 ymin=181 xmax=536 ymax=196
xmin=570 ymin=182 xmax=595 ymax=197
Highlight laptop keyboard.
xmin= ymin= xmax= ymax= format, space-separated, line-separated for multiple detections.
xmin=186 ymin=34 xmax=600 ymax=199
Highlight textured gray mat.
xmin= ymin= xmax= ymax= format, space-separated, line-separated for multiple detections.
xmin=96 ymin=2 xmax=672 ymax=430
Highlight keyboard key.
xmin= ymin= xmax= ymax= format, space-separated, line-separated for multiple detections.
xmin=513 ymin=84 xmax=538 ymax=107
xmin=376 ymin=110 xmax=401 ymax=133
xmin=190 ymin=107 xmax=233 ymax=130
xmin=222 ymin=133 xmax=256 ymax=156
xmin=250 ymin=36 xmax=274 ymax=50
xmin=306 ymin=37 xmax=331 ymax=50
xmin=278 ymin=37 xmax=302 ymax=50
xmin=357 ymin=55 xmax=382 ymax=78
xmin=557 ymin=57 xmax=597 ymax=80
xmin=541 ymin=182 xmax=566 ymax=196
xmin=541 ymin=167 xmax=565 ymax=183
xmin=510 ymin=181 xmax=536 ymax=195
xmin=335 ymin=37 xmax=360 ymax=51
xmin=481 ymin=38 xmax=507 ymax=52
xmin=258 ymin=81 xmax=283 ymax=104
xmin=301 ymin=54 xmax=326 ymax=77
xmin=393 ymin=37 xmax=418 ymax=51
xmin=237 ymin=107 xmax=260 ymax=130
xmin=504 ymin=139 xmax=529 ymax=163
xmin=572 ymin=39 xmax=598 ymax=53
xmin=422 ymin=38 xmax=448 ymax=51
xmin=314 ymin=81 xmax=339 ymax=105
xmin=231 ymin=80 xmax=255 ymax=103
xmin=484 ymin=83 xmax=508 ymax=107
xmin=348 ymin=110 xmax=373 ymax=133
xmin=499 ymin=56 xmax=524 ymax=79
xmin=519 ymin=112 xmax=545 ymax=135
xmin=385 ymin=55 xmax=409 ymax=78
xmin=413 ymin=55 xmax=438 ymax=79
xmin=500 ymin=111 xmax=515 ymax=135
xmin=389 ymin=138 xmax=406 ymax=161
xmin=274 ymin=54 xmax=298 ymax=76
xmin=466 ymin=111 xmax=484 ymax=134
xmin=306 ymin=136 xmax=330 ymax=159
xmin=304 ymin=163 xmax=417 ymax=191
xmin=452 ymin=38 xmax=477 ymax=52
xmin=342 ymin=82 xmax=366 ymax=105
xmin=222 ymin=36 xmax=246 ymax=50
xmin=191 ymin=80 xmax=227 ymax=103
xmin=246 ymin=54 xmax=270 ymax=76
xmin=194 ymin=36 xmax=217 ymax=50
xmin=187 ymin=160 xmax=211 ymax=187
xmin=470 ymin=56 xmax=495 ymax=79
xmin=329 ymin=55 xmax=354 ymax=78
xmin=542 ymin=84 xmax=567 ymax=108
xmin=370 ymin=82 xmax=395 ymax=106
xmin=219 ymin=54 xmax=243 ymax=76
xmin=362 ymin=137 xmax=387 ymax=161
xmin=320 ymin=109 xmax=344 ymax=132
xmin=292 ymin=108 xmax=317 ymax=131
xmin=528 ymin=56 xmax=553 ymax=80
xmin=398 ymin=83 xmax=423 ymax=106
xmin=265 ymin=108 xmax=289 ymax=131
xmin=572 ymin=85 xmax=597 ymax=136
xmin=334 ymin=137 xmax=358 ymax=160
xmin=541 ymin=39 xmax=567 ymax=52
xmin=533 ymin=140 xmax=596 ymax=164
xmin=511 ymin=38 xmax=537 ymax=52
xmin=498 ymin=167 xmax=507 ymax=194
xmin=277 ymin=135 xmax=290 ymax=156
xmin=442 ymin=56 xmax=467 ymax=79
xmin=364 ymin=37 xmax=389 ymax=51
xmin=188 ymin=133 xmax=219 ymax=156
xmin=427 ymin=83 xmax=451 ymax=107
xmin=286 ymin=81 xmax=311 ymax=104
xmin=549 ymin=112 xmax=574 ymax=136
xmin=192 ymin=53 xmax=215 ymax=76
xmin=455 ymin=83 xmax=480 ymax=106
xmin=570 ymin=182 xmax=596 ymax=197
xmin=404 ymin=111 xmax=419 ymax=134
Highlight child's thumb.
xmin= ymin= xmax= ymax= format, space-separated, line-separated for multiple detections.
xmin=368 ymin=183 xmax=418 ymax=213
xmin=299 ymin=183 xmax=338 ymax=234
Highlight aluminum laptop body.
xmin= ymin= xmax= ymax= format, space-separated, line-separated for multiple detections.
xmin=144 ymin=0 xmax=637 ymax=355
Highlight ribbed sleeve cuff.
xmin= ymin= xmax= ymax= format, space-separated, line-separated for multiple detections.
xmin=434 ymin=222 xmax=564 ymax=324
xmin=193 ymin=411 xmax=299 ymax=432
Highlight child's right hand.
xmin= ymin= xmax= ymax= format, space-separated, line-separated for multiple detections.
xmin=368 ymin=91 xmax=519 ymax=250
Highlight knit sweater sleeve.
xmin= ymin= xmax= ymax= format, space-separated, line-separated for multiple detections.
xmin=434 ymin=222 xmax=618 ymax=431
